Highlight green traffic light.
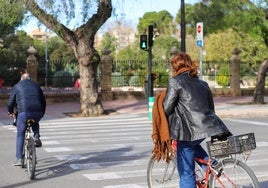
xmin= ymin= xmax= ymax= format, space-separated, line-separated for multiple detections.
xmin=141 ymin=42 xmax=147 ymax=49
xmin=140 ymin=34 xmax=148 ymax=50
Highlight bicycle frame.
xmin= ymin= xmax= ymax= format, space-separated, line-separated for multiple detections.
xmin=194 ymin=157 xmax=225 ymax=188
xmin=147 ymin=156 xmax=260 ymax=188
xmin=148 ymin=133 xmax=260 ymax=188
xmin=195 ymin=156 xmax=259 ymax=188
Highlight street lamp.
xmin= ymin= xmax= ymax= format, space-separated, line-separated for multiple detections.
xmin=180 ymin=0 xmax=186 ymax=52
xmin=45 ymin=28 xmax=48 ymax=87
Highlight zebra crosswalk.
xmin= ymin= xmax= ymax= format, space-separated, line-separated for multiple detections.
xmin=5 ymin=113 xmax=175 ymax=187
xmin=4 ymin=114 xmax=267 ymax=188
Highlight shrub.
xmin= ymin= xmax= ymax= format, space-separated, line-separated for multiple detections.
xmin=52 ymin=70 xmax=73 ymax=87
xmin=111 ymin=72 xmax=126 ymax=87
xmin=216 ymin=65 xmax=230 ymax=87
xmin=129 ymin=75 xmax=140 ymax=87
xmin=155 ymin=71 xmax=169 ymax=87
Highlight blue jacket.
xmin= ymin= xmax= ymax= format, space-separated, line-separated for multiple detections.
xmin=7 ymin=79 xmax=46 ymax=115
xmin=163 ymin=72 xmax=231 ymax=141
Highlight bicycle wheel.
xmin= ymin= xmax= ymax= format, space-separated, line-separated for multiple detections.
xmin=210 ymin=158 xmax=260 ymax=188
xmin=147 ymin=157 xmax=178 ymax=188
xmin=26 ymin=137 xmax=36 ymax=180
xmin=21 ymin=141 xmax=27 ymax=168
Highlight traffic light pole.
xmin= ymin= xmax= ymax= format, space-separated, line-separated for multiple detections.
xmin=139 ymin=25 xmax=154 ymax=98
xmin=181 ymin=0 xmax=186 ymax=52
xmin=147 ymin=46 xmax=153 ymax=98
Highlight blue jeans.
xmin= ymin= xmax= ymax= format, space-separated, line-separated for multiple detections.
xmin=177 ymin=139 xmax=208 ymax=188
xmin=16 ymin=112 xmax=43 ymax=159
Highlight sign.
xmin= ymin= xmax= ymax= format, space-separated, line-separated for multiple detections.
xmin=196 ymin=22 xmax=203 ymax=47
xmin=196 ymin=40 xmax=203 ymax=47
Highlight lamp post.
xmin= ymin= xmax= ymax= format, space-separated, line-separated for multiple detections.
xmin=181 ymin=0 xmax=186 ymax=52
xmin=45 ymin=28 xmax=48 ymax=87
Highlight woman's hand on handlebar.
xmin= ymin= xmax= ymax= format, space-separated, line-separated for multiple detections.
xmin=8 ymin=112 xmax=16 ymax=118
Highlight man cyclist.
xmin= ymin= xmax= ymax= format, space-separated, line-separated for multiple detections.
xmin=7 ymin=73 xmax=46 ymax=166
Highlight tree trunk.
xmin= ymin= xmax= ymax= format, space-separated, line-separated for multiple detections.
xmin=253 ymin=59 xmax=268 ymax=104
xmin=79 ymin=60 xmax=104 ymax=116
xmin=73 ymin=39 xmax=104 ymax=116
xmin=22 ymin=0 xmax=112 ymax=117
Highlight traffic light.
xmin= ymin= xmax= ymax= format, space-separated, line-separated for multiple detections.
xmin=140 ymin=34 xmax=147 ymax=50
xmin=148 ymin=25 xmax=154 ymax=47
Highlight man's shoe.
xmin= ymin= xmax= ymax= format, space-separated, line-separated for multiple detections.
xmin=13 ymin=158 xmax=22 ymax=166
xmin=34 ymin=137 xmax=42 ymax=147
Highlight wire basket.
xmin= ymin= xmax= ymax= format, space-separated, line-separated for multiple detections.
xmin=207 ymin=132 xmax=256 ymax=158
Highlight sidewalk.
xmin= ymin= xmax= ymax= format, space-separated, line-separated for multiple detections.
xmin=1 ymin=96 xmax=268 ymax=125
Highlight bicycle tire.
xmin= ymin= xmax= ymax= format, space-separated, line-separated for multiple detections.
xmin=26 ymin=137 xmax=36 ymax=180
xmin=147 ymin=157 xmax=178 ymax=188
xmin=210 ymin=158 xmax=260 ymax=188
xmin=21 ymin=141 xmax=27 ymax=168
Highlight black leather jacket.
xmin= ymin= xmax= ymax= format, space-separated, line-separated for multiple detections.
xmin=7 ymin=79 xmax=46 ymax=115
xmin=163 ymin=72 xmax=231 ymax=141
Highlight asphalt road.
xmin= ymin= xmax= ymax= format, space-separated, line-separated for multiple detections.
xmin=0 ymin=114 xmax=268 ymax=188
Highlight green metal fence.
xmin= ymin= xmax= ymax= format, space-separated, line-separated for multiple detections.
xmin=0 ymin=58 xmax=260 ymax=89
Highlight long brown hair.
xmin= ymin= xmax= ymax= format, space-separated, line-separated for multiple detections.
xmin=170 ymin=52 xmax=198 ymax=77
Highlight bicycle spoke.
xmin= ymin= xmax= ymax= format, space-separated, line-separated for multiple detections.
xmin=210 ymin=158 xmax=260 ymax=188
xmin=147 ymin=157 xmax=178 ymax=187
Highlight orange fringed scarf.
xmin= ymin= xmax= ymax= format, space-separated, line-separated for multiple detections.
xmin=151 ymin=90 xmax=174 ymax=163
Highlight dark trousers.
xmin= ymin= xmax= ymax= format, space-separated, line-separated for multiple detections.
xmin=16 ymin=112 xmax=43 ymax=159
xmin=177 ymin=139 xmax=208 ymax=188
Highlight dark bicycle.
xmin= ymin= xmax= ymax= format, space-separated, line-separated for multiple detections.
xmin=12 ymin=115 xmax=38 ymax=180
xmin=21 ymin=118 xmax=37 ymax=180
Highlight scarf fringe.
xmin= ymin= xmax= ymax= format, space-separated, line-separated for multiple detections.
xmin=151 ymin=139 xmax=175 ymax=163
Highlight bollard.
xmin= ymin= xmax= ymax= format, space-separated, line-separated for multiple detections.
xmin=148 ymin=97 xmax=155 ymax=121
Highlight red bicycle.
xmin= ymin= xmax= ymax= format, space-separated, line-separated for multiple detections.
xmin=147 ymin=132 xmax=260 ymax=188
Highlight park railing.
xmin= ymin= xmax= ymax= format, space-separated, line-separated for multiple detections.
xmin=0 ymin=59 xmax=261 ymax=90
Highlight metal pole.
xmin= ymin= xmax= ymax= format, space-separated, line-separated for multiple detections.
xmin=45 ymin=29 xmax=48 ymax=87
xmin=199 ymin=47 xmax=203 ymax=80
xmin=181 ymin=0 xmax=186 ymax=52
xmin=148 ymin=46 xmax=153 ymax=97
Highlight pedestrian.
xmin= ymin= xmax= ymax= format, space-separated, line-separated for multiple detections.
xmin=163 ymin=52 xmax=232 ymax=187
xmin=74 ymin=78 xmax=80 ymax=89
xmin=7 ymin=73 xmax=46 ymax=166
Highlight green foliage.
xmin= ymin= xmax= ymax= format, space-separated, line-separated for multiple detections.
xmin=205 ymin=29 xmax=268 ymax=74
xmin=116 ymin=43 xmax=147 ymax=61
xmin=98 ymin=32 xmax=117 ymax=52
xmin=129 ymin=75 xmax=140 ymax=87
xmin=216 ymin=65 xmax=230 ymax=87
xmin=152 ymin=35 xmax=180 ymax=61
xmin=177 ymin=0 xmax=268 ymax=40
xmin=0 ymin=67 xmax=21 ymax=86
xmin=0 ymin=31 xmax=34 ymax=69
xmin=205 ymin=29 xmax=240 ymax=62
xmin=0 ymin=0 xmax=25 ymax=36
xmin=111 ymin=72 xmax=126 ymax=87
xmin=137 ymin=10 xmax=175 ymax=35
xmin=52 ymin=70 xmax=73 ymax=87
xmin=49 ymin=36 xmax=76 ymax=63
xmin=154 ymin=70 xmax=169 ymax=88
